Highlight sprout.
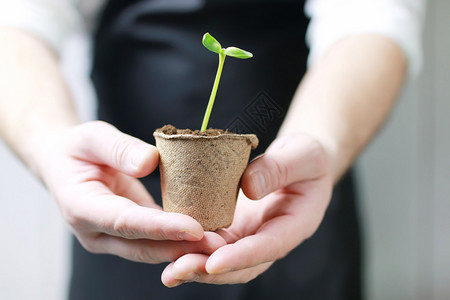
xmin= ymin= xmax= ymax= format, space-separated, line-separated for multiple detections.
xmin=200 ymin=33 xmax=253 ymax=131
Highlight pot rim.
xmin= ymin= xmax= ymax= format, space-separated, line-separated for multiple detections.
xmin=153 ymin=131 xmax=259 ymax=149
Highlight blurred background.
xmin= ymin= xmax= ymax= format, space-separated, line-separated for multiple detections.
xmin=0 ymin=0 xmax=449 ymax=299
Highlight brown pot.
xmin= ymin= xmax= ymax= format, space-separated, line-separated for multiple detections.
xmin=153 ymin=130 xmax=258 ymax=231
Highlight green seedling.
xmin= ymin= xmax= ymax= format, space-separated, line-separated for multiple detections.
xmin=200 ymin=33 xmax=253 ymax=131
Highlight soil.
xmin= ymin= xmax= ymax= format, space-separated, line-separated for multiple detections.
xmin=156 ymin=124 xmax=233 ymax=136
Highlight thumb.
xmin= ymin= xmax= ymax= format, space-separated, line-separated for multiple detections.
xmin=70 ymin=121 xmax=159 ymax=177
xmin=241 ymin=134 xmax=327 ymax=200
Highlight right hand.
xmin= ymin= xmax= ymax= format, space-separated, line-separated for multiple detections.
xmin=33 ymin=121 xmax=226 ymax=263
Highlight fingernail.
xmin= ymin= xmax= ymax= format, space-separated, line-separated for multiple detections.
xmin=249 ymin=170 xmax=266 ymax=199
xmin=178 ymin=231 xmax=203 ymax=241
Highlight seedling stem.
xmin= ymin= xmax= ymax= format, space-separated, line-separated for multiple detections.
xmin=200 ymin=33 xmax=252 ymax=131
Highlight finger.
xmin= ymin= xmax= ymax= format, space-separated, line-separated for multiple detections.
xmin=89 ymin=232 xmax=226 ymax=264
xmin=206 ymin=192 xmax=324 ymax=274
xmin=205 ymin=226 xmax=290 ymax=275
xmin=162 ymin=253 xmax=272 ymax=286
xmin=241 ymin=134 xmax=327 ymax=199
xmin=70 ymin=121 xmax=159 ymax=178
xmin=168 ymin=253 xmax=207 ymax=283
xmin=214 ymin=194 xmax=265 ymax=243
xmin=161 ymin=262 xmax=184 ymax=288
xmin=112 ymin=173 xmax=160 ymax=209
xmin=66 ymin=185 xmax=204 ymax=241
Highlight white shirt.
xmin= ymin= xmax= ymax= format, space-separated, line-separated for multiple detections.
xmin=0 ymin=0 xmax=425 ymax=76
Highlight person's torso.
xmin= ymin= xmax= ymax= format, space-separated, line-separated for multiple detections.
xmin=70 ymin=2 xmax=362 ymax=300
xmin=92 ymin=0 xmax=309 ymax=157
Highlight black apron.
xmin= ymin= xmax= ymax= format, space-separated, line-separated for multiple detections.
xmin=69 ymin=1 xmax=362 ymax=299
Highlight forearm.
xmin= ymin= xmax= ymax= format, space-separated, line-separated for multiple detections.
xmin=279 ymin=34 xmax=407 ymax=182
xmin=0 ymin=28 xmax=79 ymax=176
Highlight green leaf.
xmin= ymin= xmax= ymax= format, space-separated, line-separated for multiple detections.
xmin=224 ymin=47 xmax=253 ymax=59
xmin=202 ymin=33 xmax=222 ymax=54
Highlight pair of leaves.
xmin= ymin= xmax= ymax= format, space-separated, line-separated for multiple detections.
xmin=202 ymin=33 xmax=253 ymax=59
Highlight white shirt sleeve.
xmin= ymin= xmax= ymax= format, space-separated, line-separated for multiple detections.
xmin=305 ymin=0 xmax=426 ymax=77
xmin=0 ymin=0 xmax=82 ymax=55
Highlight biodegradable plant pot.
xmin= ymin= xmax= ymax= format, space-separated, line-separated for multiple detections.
xmin=154 ymin=127 xmax=258 ymax=231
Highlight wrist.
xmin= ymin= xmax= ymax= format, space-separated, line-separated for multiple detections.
xmin=309 ymin=135 xmax=342 ymax=183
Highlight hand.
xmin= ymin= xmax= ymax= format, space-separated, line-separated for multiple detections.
xmin=161 ymin=133 xmax=333 ymax=286
xmin=34 ymin=121 xmax=226 ymax=263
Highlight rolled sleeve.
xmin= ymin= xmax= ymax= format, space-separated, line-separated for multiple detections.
xmin=0 ymin=0 xmax=82 ymax=55
xmin=305 ymin=0 xmax=426 ymax=77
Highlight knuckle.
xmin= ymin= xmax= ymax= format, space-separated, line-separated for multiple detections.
xmin=300 ymin=135 xmax=328 ymax=178
xmin=80 ymin=165 xmax=113 ymax=183
xmin=268 ymin=156 xmax=288 ymax=189
xmin=304 ymin=137 xmax=328 ymax=177
xmin=154 ymin=226 xmax=170 ymax=241
xmin=113 ymin=210 xmax=137 ymax=239
xmin=129 ymin=245 xmax=157 ymax=263
xmin=111 ymin=136 xmax=134 ymax=169
xmin=113 ymin=208 xmax=171 ymax=241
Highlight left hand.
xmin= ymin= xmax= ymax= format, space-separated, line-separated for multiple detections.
xmin=161 ymin=133 xmax=333 ymax=287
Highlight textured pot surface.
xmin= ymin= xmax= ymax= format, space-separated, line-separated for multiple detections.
xmin=154 ymin=131 xmax=258 ymax=231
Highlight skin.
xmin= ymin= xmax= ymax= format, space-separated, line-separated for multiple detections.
xmin=0 ymin=28 xmax=227 ymax=263
xmin=162 ymin=34 xmax=407 ymax=286
xmin=0 ymin=27 xmax=405 ymax=286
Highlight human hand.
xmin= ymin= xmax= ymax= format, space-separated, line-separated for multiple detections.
xmin=161 ymin=133 xmax=333 ymax=286
xmin=34 ymin=121 xmax=226 ymax=264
